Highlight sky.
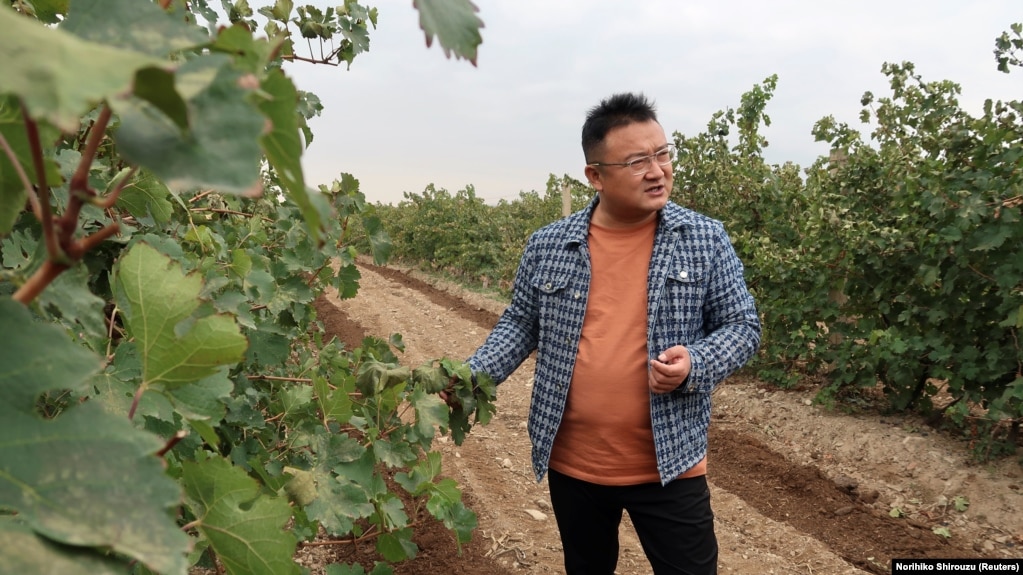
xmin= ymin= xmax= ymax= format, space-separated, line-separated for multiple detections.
xmin=279 ymin=1 xmax=1022 ymax=205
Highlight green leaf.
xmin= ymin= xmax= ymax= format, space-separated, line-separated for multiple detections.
xmin=376 ymin=528 xmax=417 ymax=562
xmin=258 ymin=68 xmax=328 ymax=245
xmin=314 ymin=373 xmax=354 ymax=424
xmin=361 ymin=214 xmax=393 ymax=265
xmin=326 ymin=562 xmax=394 ymax=575
xmin=0 ymin=96 xmax=62 ymax=234
xmin=164 ymin=368 xmax=234 ymax=422
xmin=336 ymin=263 xmax=362 ymax=299
xmin=0 ymin=517 xmax=124 ymax=575
xmin=113 ymin=242 xmax=247 ymax=389
xmin=0 ymin=403 xmax=189 ymax=574
xmin=0 ymin=7 xmax=165 ymax=132
xmin=61 ymin=0 xmax=209 ymax=57
xmin=213 ymin=22 xmax=278 ymax=74
xmin=439 ymin=500 xmax=477 ymax=544
xmin=0 ymin=300 xmax=189 ymax=574
xmin=37 ymin=262 xmax=108 ymax=345
xmin=372 ymin=437 xmax=417 ymax=468
xmin=114 ymin=55 xmax=265 ymax=196
xmin=117 ymin=169 xmax=174 ymax=224
xmin=0 ymin=298 xmax=101 ymax=410
xmin=411 ymin=387 xmax=449 ymax=439
xmin=355 ymin=360 xmax=410 ymax=397
xmin=303 ymin=435 xmax=375 ymax=535
xmin=412 ymin=0 xmax=484 ymax=65
xmin=181 ymin=457 xmax=300 ymax=575
xmin=26 ymin=0 xmax=71 ymax=24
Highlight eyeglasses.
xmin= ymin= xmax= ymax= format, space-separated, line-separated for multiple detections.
xmin=587 ymin=144 xmax=676 ymax=175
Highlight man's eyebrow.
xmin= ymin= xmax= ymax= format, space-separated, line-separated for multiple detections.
xmin=624 ymin=144 xmax=670 ymax=159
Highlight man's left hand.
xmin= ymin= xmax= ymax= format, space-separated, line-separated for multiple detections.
xmin=648 ymin=345 xmax=691 ymax=394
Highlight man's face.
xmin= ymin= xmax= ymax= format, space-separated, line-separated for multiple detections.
xmin=585 ymin=119 xmax=673 ymax=228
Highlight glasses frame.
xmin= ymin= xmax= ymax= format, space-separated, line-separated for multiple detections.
xmin=587 ymin=144 xmax=676 ymax=175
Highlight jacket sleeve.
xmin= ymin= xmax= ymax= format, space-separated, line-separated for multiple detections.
xmin=682 ymin=226 xmax=761 ymax=393
xmin=467 ymin=235 xmax=541 ymax=384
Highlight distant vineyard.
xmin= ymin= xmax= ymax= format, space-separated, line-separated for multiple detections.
xmin=377 ymin=36 xmax=1023 ymax=460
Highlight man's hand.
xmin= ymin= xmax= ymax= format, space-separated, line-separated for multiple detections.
xmin=438 ymin=375 xmax=461 ymax=408
xmin=648 ymin=345 xmax=691 ymax=394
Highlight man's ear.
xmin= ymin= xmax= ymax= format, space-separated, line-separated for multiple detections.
xmin=584 ymin=165 xmax=603 ymax=192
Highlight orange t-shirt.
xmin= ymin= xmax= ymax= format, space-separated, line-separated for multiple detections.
xmin=548 ymin=218 xmax=707 ymax=485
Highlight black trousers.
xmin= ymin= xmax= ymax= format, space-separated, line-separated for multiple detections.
xmin=547 ymin=468 xmax=718 ymax=575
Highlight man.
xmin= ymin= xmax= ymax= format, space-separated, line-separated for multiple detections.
xmin=462 ymin=93 xmax=761 ymax=574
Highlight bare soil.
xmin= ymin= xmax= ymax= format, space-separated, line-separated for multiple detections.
xmin=305 ymin=260 xmax=1023 ymax=575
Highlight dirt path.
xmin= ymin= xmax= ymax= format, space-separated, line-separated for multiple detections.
xmin=314 ymin=261 xmax=1023 ymax=574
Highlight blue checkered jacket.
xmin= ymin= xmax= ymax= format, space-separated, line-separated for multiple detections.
xmin=468 ymin=196 xmax=761 ymax=485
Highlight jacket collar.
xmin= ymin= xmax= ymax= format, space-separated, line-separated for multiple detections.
xmin=561 ymin=194 xmax=694 ymax=248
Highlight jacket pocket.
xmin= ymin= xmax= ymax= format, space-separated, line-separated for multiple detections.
xmin=665 ymin=256 xmax=707 ymax=291
xmin=532 ymin=272 xmax=571 ymax=295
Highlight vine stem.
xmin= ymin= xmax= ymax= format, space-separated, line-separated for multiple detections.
xmin=61 ymin=107 xmax=112 ymax=232
xmin=156 ymin=430 xmax=188 ymax=457
xmin=128 ymin=383 xmax=148 ymax=420
xmin=0 ymin=130 xmax=42 ymax=220
xmin=297 ymin=523 xmax=423 ymax=547
xmin=249 ymin=375 xmax=313 ymax=383
xmin=281 ymin=53 xmax=342 ymax=67
xmin=13 ymin=260 xmax=67 ymax=304
xmin=21 ymin=106 xmax=58 ymax=262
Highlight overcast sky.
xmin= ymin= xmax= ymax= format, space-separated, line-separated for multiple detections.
xmin=281 ymin=1 xmax=1021 ymax=205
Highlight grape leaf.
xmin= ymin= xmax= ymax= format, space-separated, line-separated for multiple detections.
xmin=181 ymin=457 xmax=300 ymax=575
xmin=113 ymin=242 xmax=247 ymax=389
xmin=0 ymin=517 xmax=124 ymax=575
xmin=117 ymin=169 xmax=174 ymax=224
xmin=302 ymin=434 xmax=375 ymax=535
xmin=61 ymin=0 xmax=209 ymax=58
xmin=0 ymin=7 xmax=165 ymax=132
xmin=0 ymin=299 xmax=189 ymax=575
xmin=413 ymin=0 xmax=484 ymax=65
xmin=258 ymin=68 xmax=329 ymax=245
xmin=0 ymin=96 xmax=62 ymax=234
xmin=114 ymin=55 xmax=265 ymax=196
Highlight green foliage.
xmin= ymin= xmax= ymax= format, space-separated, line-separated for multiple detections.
xmin=811 ymin=61 xmax=1022 ymax=435
xmin=378 ymin=175 xmax=590 ymax=295
xmin=668 ymin=55 xmax=1022 ymax=455
xmin=995 ymin=22 xmax=1022 ymax=73
xmin=0 ymin=0 xmax=489 ymax=573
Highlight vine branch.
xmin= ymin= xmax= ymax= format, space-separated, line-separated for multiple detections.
xmin=22 ymin=105 xmax=58 ymax=261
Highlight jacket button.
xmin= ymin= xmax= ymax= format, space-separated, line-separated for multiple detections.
xmin=545 ymin=282 xmax=553 ymax=289
xmin=679 ymin=270 xmax=688 ymax=279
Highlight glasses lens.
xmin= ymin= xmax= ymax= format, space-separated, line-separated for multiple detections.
xmin=629 ymin=146 xmax=674 ymax=175
xmin=629 ymin=157 xmax=650 ymax=175
xmin=656 ymin=146 xmax=674 ymax=164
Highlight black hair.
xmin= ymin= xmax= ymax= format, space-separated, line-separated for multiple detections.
xmin=581 ymin=93 xmax=659 ymax=162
